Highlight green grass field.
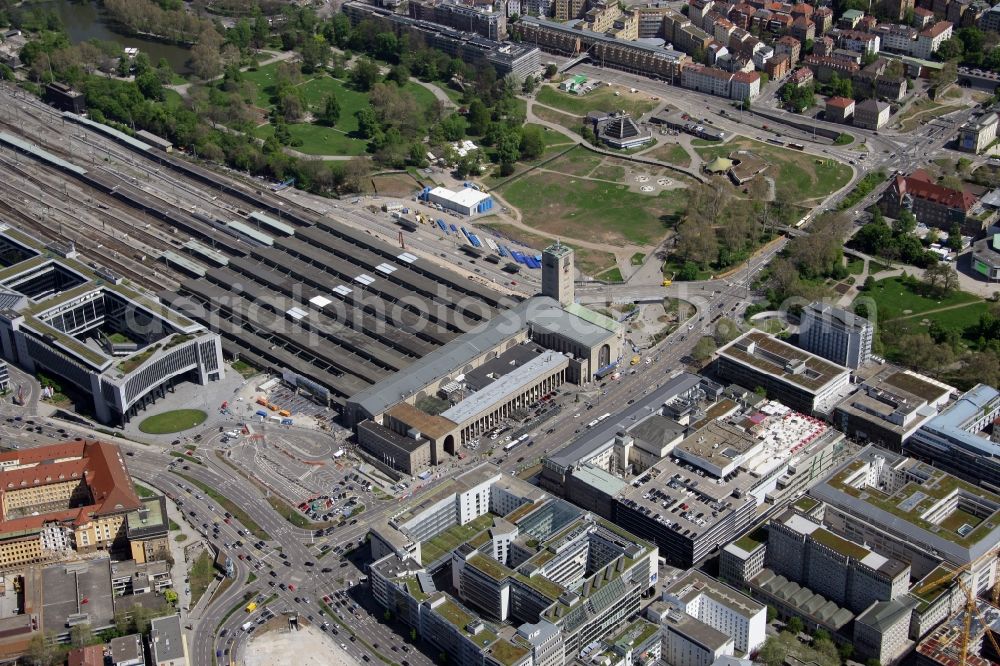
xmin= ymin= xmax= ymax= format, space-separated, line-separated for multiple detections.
xmin=696 ymin=138 xmax=851 ymax=205
xmin=646 ymin=143 xmax=692 ymax=167
xmin=255 ymin=123 xmax=368 ymax=156
xmin=420 ymin=514 xmax=495 ymax=564
xmin=243 ymin=70 xmax=436 ymax=156
xmin=535 ymin=85 xmax=655 ymax=118
xmin=139 ymin=409 xmax=207 ymax=434
xmin=630 ymin=252 xmax=646 ymax=266
xmin=855 ymin=277 xmax=982 ymax=322
xmin=532 ymin=104 xmax=584 ymax=133
xmin=598 ymin=266 xmax=624 ymax=282
xmin=188 ymin=551 xmax=215 ymax=607
xmin=846 ymin=256 xmax=864 ymax=275
xmin=499 ymin=163 xmax=687 ymax=247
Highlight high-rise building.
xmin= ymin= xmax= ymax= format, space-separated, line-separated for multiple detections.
xmin=798 ymin=301 xmax=874 ymax=369
xmin=541 ymin=242 xmax=574 ymax=307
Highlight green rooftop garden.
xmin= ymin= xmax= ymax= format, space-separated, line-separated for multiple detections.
xmin=612 ymin=618 xmax=660 ymax=648
xmin=468 ymin=554 xmax=513 ymax=581
xmin=515 ymin=573 xmax=564 ymax=600
xmin=733 ymin=526 xmax=767 ymax=552
xmin=402 ymin=576 xmax=428 ymax=601
xmin=912 ymin=565 xmax=955 ymax=612
xmin=488 ymin=639 xmax=530 ymax=666
xmin=828 ymin=461 xmax=1000 ymax=547
xmin=420 ymin=513 xmax=497 ymax=565
xmin=793 ymin=496 xmax=820 ymax=513
xmin=468 ymin=530 xmax=492 ymax=549
xmin=811 ymin=528 xmax=870 ymax=560
xmin=435 ymin=599 xmax=474 ymax=630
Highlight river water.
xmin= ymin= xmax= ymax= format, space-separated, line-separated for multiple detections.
xmin=29 ymin=0 xmax=193 ymax=73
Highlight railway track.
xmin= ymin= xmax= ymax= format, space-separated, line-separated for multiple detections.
xmin=0 ymin=150 xmax=182 ymax=288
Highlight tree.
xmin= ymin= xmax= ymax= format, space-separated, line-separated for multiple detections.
xmin=27 ymin=631 xmax=61 ymax=666
xmin=787 ymin=616 xmax=804 ymax=634
xmin=522 ymin=74 xmax=537 ymax=94
xmin=320 ymin=95 xmax=341 ymax=126
xmin=467 ymin=99 xmax=490 ymax=136
xmin=692 ymin=336 xmax=717 ymax=361
xmin=350 ymin=57 xmax=381 ymax=91
xmin=758 ymin=637 xmax=788 ymax=666
xmin=164 ymin=589 xmax=178 ymax=604
xmin=767 ymin=605 xmax=778 ymax=622
xmin=861 ymin=275 xmax=875 ymax=291
xmin=936 ymin=37 xmax=963 ymax=61
xmin=714 ymin=317 xmax=741 ymax=345
xmin=188 ymin=28 xmax=224 ymax=80
xmin=827 ymin=73 xmax=852 ymax=99
xmin=519 ymin=125 xmax=545 ymax=160
xmin=386 ymin=63 xmax=410 ymax=86
xmin=544 ymin=63 xmax=557 ymax=78
xmin=70 ymin=623 xmax=94 ymax=648
xmin=947 ymin=223 xmax=963 ymax=251
xmin=440 ymin=113 xmax=467 ymax=141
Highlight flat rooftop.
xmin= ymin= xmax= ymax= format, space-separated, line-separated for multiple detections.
xmin=547 ymin=372 xmax=704 ymax=469
xmin=717 ymin=331 xmax=849 ymax=393
xmin=666 ymin=570 xmax=764 ymax=616
xmin=42 ymin=559 xmax=115 ymax=634
xmin=810 ymin=446 xmax=1000 ymax=562
xmin=441 ymin=350 xmax=568 ymax=424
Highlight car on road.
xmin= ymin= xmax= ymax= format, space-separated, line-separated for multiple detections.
xmin=321 ymin=567 xmax=333 ymax=573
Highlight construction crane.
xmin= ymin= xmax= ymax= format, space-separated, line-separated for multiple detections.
xmin=915 ymin=545 xmax=1000 ymax=666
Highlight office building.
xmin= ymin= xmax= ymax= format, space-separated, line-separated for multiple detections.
xmin=663 ymin=571 xmax=766 ymax=655
xmin=833 ymin=367 xmax=952 ymax=451
xmin=971 ymin=231 xmax=1000 ymax=280
xmin=110 ymin=634 xmax=145 ymax=666
xmin=148 ymin=614 xmax=188 ymax=666
xmin=0 ymin=440 xmax=143 ymax=569
xmin=905 ymin=384 xmax=1000 ymax=488
xmin=853 ymin=99 xmax=891 ymax=129
xmin=597 ymin=114 xmax=653 ymax=149
xmin=715 ymin=331 xmax=852 ymax=415
xmin=517 ymin=16 xmax=690 ymax=82
xmin=765 ymin=511 xmax=910 ymax=615
xmin=825 ymin=96 xmax=855 ymax=124
xmin=914 ymin=20 xmax=953 ymax=59
xmin=409 ymin=0 xmax=508 ymax=40
xmin=543 ymin=373 xmax=847 ymax=567
xmin=881 ymin=169 xmax=983 ymax=234
xmin=0 ymin=227 xmax=224 ymax=425
xmin=958 ymin=111 xmax=999 ymax=153
xmin=798 ymin=301 xmax=873 ymax=369
xmin=809 ymin=446 xmax=1000 ymax=589
xmin=344 ymin=2 xmax=540 ymax=80
xmin=368 ymin=465 xmax=658 ymax=664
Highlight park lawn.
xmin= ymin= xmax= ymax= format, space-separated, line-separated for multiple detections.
xmin=499 ymin=166 xmax=687 ymax=246
xmin=891 ymin=302 xmax=989 ymax=338
xmin=255 ymin=123 xmax=368 ymax=156
xmin=535 ymin=84 xmax=655 ymax=118
xmin=856 ymin=276 xmax=982 ymax=322
xmin=532 ymin=124 xmax=575 ymax=148
xmin=696 ymin=137 xmax=851 ymax=204
xmin=139 ymin=409 xmax=207 ymax=434
xmin=846 ymin=256 xmax=864 ymax=275
xmin=163 ymin=89 xmax=183 ymax=110
xmin=478 ymin=222 xmax=616 ymax=277
xmin=241 ymin=61 xmax=283 ymax=107
xmin=630 ymin=252 xmax=646 ymax=265
xmin=531 ymin=104 xmax=584 ymax=133
xmin=645 ymin=142 xmax=692 ymax=167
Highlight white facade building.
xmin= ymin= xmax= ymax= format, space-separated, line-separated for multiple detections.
xmin=664 ymin=571 xmax=767 ymax=655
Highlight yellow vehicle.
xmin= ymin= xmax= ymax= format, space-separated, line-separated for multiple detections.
xmin=630 ymin=355 xmax=641 ymax=366
xmin=662 ymin=279 xmax=672 ymax=287
xmin=245 ymin=602 xmax=257 ymax=613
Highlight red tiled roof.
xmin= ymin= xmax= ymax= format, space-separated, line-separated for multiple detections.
xmin=920 ymin=20 xmax=952 ymax=37
xmin=914 ymin=7 xmax=934 ymax=15
xmin=0 ymin=441 xmax=141 ymax=534
xmin=68 ymin=645 xmax=105 ymax=666
xmin=897 ymin=170 xmax=978 ymax=211
xmin=789 ymin=67 xmax=813 ymax=81
xmin=826 ymin=96 xmax=855 ymax=108
xmin=777 ymin=34 xmax=800 ymax=45
xmin=733 ymin=70 xmax=761 ymax=82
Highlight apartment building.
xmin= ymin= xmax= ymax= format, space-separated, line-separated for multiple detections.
xmin=774 ymin=34 xmax=801 ymax=64
xmin=854 ymin=98 xmax=891 ymax=129
xmin=825 ymin=96 xmax=856 ymax=123
xmin=409 ymin=0 xmax=508 ymax=39
xmin=803 ymin=54 xmax=861 ymax=81
xmin=835 ymin=28 xmax=881 ymax=53
xmin=914 ymin=20 xmax=953 ymax=58
xmin=791 ymin=16 xmax=816 ymax=41
xmin=681 ymin=65 xmax=760 ymax=100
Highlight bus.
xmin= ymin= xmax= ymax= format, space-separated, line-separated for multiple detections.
xmin=787 ymin=142 xmax=805 ymax=150
xmin=795 ymin=215 xmax=810 ymax=228
xmin=504 ymin=441 xmax=519 ymax=452
xmin=586 ymin=419 xmax=599 ymax=429
xmin=597 ymin=413 xmax=611 ymax=423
